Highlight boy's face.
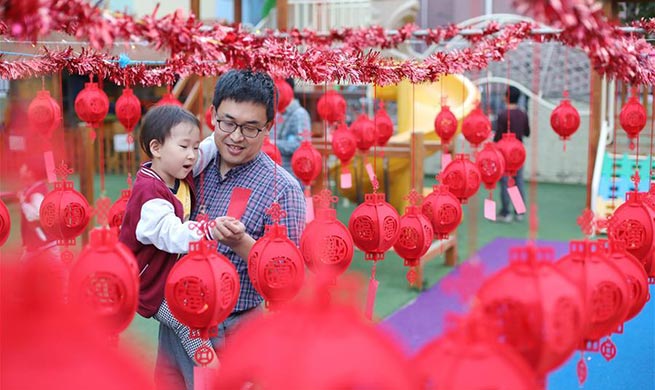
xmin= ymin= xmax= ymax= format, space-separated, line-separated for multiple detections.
xmin=212 ymin=99 xmax=270 ymax=172
xmin=150 ymin=122 xmax=200 ymax=187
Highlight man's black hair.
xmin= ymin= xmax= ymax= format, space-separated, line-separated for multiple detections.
xmin=507 ymin=86 xmax=521 ymax=104
xmin=212 ymin=70 xmax=276 ymax=122
xmin=139 ymin=105 xmax=200 ymax=158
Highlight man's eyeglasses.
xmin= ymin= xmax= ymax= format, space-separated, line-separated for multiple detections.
xmin=216 ymin=119 xmax=266 ymax=139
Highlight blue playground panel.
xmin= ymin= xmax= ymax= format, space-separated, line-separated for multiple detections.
xmin=600 ymin=153 xmax=651 ymax=200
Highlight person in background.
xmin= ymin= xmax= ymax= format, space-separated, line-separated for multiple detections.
xmin=17 ymin=156 xmax=58 ymax=261
xmin=274 ymin=78 xmax=311 ymax=175
xmin=494 ymin=85 xmax=530 ymax=223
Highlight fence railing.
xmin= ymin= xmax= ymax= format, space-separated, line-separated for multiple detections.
xmin=256 ymin=0 xmax=372 ymax=30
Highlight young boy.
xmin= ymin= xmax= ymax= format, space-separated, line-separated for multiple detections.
xmin=118 ymin=105 xmax=245 ymax=390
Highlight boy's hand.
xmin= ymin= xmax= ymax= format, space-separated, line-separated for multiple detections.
xmin=211 ymin=216 xmax=246 ymax=247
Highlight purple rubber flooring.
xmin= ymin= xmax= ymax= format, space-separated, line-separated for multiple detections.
xmin=381 ymin=237 xmax=570 ymax=352
xmin=381 ymin=237 xmax=655 ymax=389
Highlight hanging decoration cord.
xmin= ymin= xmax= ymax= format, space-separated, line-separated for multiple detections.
xmin=373 ymin=82 xmax=378 ymax=190
xmin=611 ymin=82 xmax=619 ymax=210
xmin=272 ymin=78 xmax=279 ymax=204
xmin=411 ymin=84 xmax=416 ymax=191
xmin=324 ymin=82 xmax=329 ymax=189
xmin=506 ymin=59 xmax=511 ymax=135
xmin=528 ymin=44 xmax=541 ymax=241
xmin=635 ymin=86 xmax=641 ymax=181
xmin=97 ymin=76 xmax=106 ymax=194
xmin=650 ymin=85 xmax=655 ymax=184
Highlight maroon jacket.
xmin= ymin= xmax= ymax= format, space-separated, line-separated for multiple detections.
xmin=119 ymin=163 xmax=206 ymax=318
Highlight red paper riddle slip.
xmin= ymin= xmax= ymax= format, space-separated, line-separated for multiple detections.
xmin=226 ymin=187 xmax=252 ymax=219
xmin=484 ymin=198 xmax=496 ymax=221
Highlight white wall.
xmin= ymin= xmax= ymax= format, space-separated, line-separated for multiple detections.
xmin=424 ymin=101 xmax=590 ymax=184
xmin=106 ymin=0 xmax=217 ymax=20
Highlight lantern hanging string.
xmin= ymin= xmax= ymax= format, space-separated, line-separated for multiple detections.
xmin=528 ymin=43 xmax=541 ymax=242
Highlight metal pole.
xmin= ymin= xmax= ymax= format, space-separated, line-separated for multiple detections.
xmin=484 ymin=0 xmax=493 ymax=15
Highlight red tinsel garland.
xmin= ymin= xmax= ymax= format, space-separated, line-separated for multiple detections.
xmin=0 ymin=0 xmax=654 ymax=86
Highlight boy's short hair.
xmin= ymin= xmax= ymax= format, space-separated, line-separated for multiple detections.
xmin=139 ymin=105 xmax=200 ymax=158
xmin=507 ymin=86 xmax=521 ymax=104
xmin=212 ymin=70 xmax=276 ymax=123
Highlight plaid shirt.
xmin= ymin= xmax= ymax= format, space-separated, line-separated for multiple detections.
xmin=192 ymin=150 xmax=306 ymax=311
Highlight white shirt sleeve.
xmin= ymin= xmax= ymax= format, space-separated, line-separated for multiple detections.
xmin=135 ymin=198 xmax=205 ymax=254
xmin=21 ymin=193 xmax=45 ymax=222
xmin=194 ymin=135 xmax=217 ymax=176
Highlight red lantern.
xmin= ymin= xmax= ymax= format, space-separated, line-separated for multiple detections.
xmin=421 ymin=184 xmax=462 ymax=239
xmin=414 ymin=314 xmax=540 ymax=390
xmin=392 ymin=191 xmax=433 ymax=285
xmin=262 ymin=136 xmax=282 ymax=165
xmin=550 ymin=94 xmax=580 ymax=143
xmin=348 ymin=192 xmax=400 ymax=261
xmin=441 ymin=154 xmax=481 ymax=204
xmin=476 ymin=142 xmax=505 ymax=192
xmin=156 ymin=92 xmax=183 ymax=107
xmin=74 ymin=81 xmax=109 ymax=129
xmin=434 ymin=105 xmax=458 ymax=148
xmin=3 ymin=257 xmax=154 ymax=390
xmin=291 ymin=140 xmax=322 ymax=187
xmin=607 ymin=191 xmax=655 ymax=269
xmin=0 ymin=198 xmax=10 ymax=246
xmin=205 ymin=106 xmax=215 ymax=131
xmin=275 ymin=79 xmax=294 ymax=113
xmin=39 ymin=179 xmax=91 ymax=244
xmin=115 ymin=87 xmax=142 ymax=133
xmin=350 ymin=114 xmax=376 ymax=153
xmin=68 ymin=228 xmax=139 ymax=335
xmin=600 ymin=240 xmax=649 ymax=323
xmin=166 ymin=239 xmax=240 ymax=338
xmin=108 ymin=188 xmax=131 ymax=230
xmin=462 ymin=106 xmax=491 ymax=147
xmin=641 ymin=182 xmax=655 ymax=210
xmin=331 ymin=123 xmax=358 ymax=188
xmin=555 ymin=240 xmax=630 ymax=344
xmin=317 ymin=89 xmax=347 ymax=123
xmin=300 ymin=190 xmax=354 ymax=280
xmin=476 ymin=245 xmax=585 ymax=377
xmin=28 ymin=89 xmax=62 ymax=139
xmin=619 ymin=94 xmax=647 ymax=149
xmin=647 ymin=254 xmax=655 ymax=284
xmin=248 ymin=204 xmax=305 ymax=309
xmin=497 ymin=132 xmax=526 ymax=178
xmin=374 ymin=102 xmax=394 ymax=147
xmin=217 ymin=284 xmax=416 ymax=390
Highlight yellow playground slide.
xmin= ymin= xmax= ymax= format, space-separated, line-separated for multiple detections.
xmin=339 ymin=75 xmax=479 ymax=211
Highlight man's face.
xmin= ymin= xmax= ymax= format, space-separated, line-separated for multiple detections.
xmin=213 ymin=99 xmax=270 ymax=172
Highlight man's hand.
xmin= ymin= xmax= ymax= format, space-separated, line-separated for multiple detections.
xmin=211 ymin=216 xmax=246 ymax=247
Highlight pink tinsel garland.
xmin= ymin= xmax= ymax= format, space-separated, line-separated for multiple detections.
xmin=0 ymin=0 xmax=654 ymax=86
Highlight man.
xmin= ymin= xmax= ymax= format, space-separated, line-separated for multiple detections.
xmin=494 ymin=85 xmax=530 ymax=223
xmin=274 ymin=78 xmax=311 ymax=175
xmin=155 ymin=70 xmax=306 ymax=389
